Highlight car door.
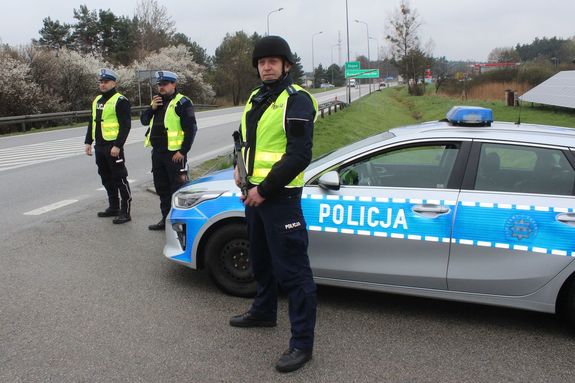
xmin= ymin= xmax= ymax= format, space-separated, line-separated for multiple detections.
xmin=448 ymin=141 xmax=575 ymax=296
xmin=304 ymin=140 xmax=470 ymax=289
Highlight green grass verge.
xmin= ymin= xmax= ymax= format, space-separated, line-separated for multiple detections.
xmin=312 ymin=86 xmax=575 ymax=158
xmin=188 ymin=86 xmax=574 ymax=177
xmin=190 ymin=154 xmax=233 ymax=179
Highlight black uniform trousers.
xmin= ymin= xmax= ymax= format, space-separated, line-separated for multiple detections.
xmin=246 ymin=191 xmax=317 ymax=351
xmin=151 ymin=149 xmax=188 ymax=219
xmin=94 ymin=144 xmax=131 ymax=213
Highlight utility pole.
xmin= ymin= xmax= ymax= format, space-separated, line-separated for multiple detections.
xmin=345 ymin=0 xmax=351 ymax=104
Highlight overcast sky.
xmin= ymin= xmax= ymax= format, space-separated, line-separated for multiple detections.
xmin=1 ymin=0 xmax=574 ymax=71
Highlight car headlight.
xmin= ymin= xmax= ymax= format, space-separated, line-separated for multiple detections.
xmin=173 ymin=190 xmax=224 ymax=209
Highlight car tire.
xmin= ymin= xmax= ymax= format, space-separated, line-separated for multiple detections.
xmin=559 ymin=278 xmax=575 ymax=327
xmin=205 ymin=223 xmax=256 ymax=298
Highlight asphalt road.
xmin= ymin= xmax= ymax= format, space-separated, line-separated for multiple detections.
xmin=2 ymin=86 xmax=575 ymax=382
xmin=0 ymin=86 xmax=360 ymax=239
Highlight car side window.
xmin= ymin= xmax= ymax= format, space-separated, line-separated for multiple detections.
xmin=474 ymin=143 xmax=575 ymax=195
xmin=339 ymin=143 xmax=460 ymax=188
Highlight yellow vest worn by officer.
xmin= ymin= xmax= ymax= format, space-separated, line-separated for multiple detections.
xmin=240 ymin=84 xmax=318 ymax=188
xmin=144 ymin=93 xmax=187 ymax=151
xmin=91 ymin=92 xmax=124 ymax=141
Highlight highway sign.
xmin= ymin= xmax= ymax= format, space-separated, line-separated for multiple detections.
xmin=344 ymin=61 xmax=361 ymax=70
xmin=345 ymin=69 xmax=380 ymax=79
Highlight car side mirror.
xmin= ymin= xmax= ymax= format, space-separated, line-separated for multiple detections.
xmin=318 ymin=171 xmax=340 ymax=190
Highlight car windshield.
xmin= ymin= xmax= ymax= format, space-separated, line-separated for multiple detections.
xmin=309 ymin=131 xmax=395 ymax=170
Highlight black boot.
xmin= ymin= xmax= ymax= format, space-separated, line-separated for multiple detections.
xmin=275 ymin=348 xmax=313 ymax=373
xmin=148 ymin=218 xmax=165 ymax=231
xmin=113 ymin=199 xmax=131 ymax=224
xmin=229 ymin=311 xmax=277 ymax=328
xmin=113 ymin=213 xmax=131 ymax=224
xmin=97 ymin=207 xmax=119 ymax=217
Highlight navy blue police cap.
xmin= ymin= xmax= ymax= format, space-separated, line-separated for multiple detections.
xmin=98 ymin=68 xmax=118 ymax=81
xmin=155 ymin=70 xmax=178 ymax=83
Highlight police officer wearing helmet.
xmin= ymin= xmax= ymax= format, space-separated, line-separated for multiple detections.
xmin=84 ymin=68 xmax=132 ymax=224
xmin=230 ymin=36 xmax=318 ymax=373
xmin=141 ymin=71 xmax=198 ymax=231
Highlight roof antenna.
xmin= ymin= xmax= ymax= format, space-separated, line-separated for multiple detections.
xmin=515 ymin=95 xmax=522 ymax=125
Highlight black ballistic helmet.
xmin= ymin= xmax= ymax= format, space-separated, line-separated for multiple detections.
xmin=252 ymin=36 xmax=295 ymax=67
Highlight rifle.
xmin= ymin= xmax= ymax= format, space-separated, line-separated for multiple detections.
xmin=232 ymin=130 xmax=248 ymax=197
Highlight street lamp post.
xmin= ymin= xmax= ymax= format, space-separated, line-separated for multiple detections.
xmin=369 ymin=36 xmax=380 ymax=85
xmin=355 ymin=19 xmax=371 ymax=93
xmin=311 ymin=31 xmax=323 ymax=88
xmin=345 ymin=0 xmax=351 ymax=103
xmin=266 ymin=7 xmax=284 ymax=36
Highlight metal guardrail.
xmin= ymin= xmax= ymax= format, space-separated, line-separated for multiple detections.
xmin=0 ymin=104 xmax=218 ymax=133
xmin=0 ymin=100 xmax=346 ymax=134
xmin=317 ymin=100 xmax=348 ymax=118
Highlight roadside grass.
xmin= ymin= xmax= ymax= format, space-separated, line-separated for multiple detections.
xmin=190 ymin=154 xmax=233 ymax=179
xmin=312 ymin=86 xmax=575 ymax=158
xmin=190 ymin=86 xmax=575 ymax=177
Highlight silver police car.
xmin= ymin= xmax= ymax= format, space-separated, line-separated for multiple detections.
xmin=164 ymin=106 xmax=575 ymax=325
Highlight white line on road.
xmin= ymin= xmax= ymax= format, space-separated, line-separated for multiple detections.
xmin=23 ymin=199 xmax=79 ymax=216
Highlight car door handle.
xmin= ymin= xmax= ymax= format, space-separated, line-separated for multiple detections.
xmin=557 ymin=213 xmax=575 ymax=225
xmin=412 ymin=204 xmax=450 ymax=216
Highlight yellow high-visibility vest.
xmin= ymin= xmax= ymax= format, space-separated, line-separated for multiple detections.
xmin=91 ymin=92 xmax=124 ymax=141
xmin=144 ymin=93 xmax=188 ymax=151
xmin=240 ymin=84 xmax=318 ymax=187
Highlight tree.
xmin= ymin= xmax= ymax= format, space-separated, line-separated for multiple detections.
xmin=38 ymin=17 xmax=72 ymax=51
xmin=326 ymin=64 xmax=345 ymax=86
xmin=0 ymin=46 xmax=67 ymax=124
xmin=313 ymin=64 xmax=328 ymax=88
xmin=171 ymin=33 xmax=210 ymax=67
xmin=488 ymin=47 xmax=520 ymax=63
xmin=106 ymin=15 xmax=140 ymax=65
xmin=386 ymin=0 xmax=429 ymax=95
xmin=134 ymin=45 xmax=214 ymax=104
xmin=290 ymin=52 xmax=305 ymax=85
xmin=213 ymin=31 xmax=260 ymax=105
xmin=135 ymin=0 xmax=175 ymax=53
xmin=71 ymin=5 xmax=100 ymax=54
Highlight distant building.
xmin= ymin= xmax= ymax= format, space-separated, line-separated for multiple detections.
xmin=302 ymin=72 xmax=313 ymax=88
xmin=472 ymin=62 xmax=520 ymax=75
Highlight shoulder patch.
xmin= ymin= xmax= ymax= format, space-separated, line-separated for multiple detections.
xmin=178 ymin=96 xmax=192 ymax=106
xmin=286 ymin=85 xmax=298 ymax=96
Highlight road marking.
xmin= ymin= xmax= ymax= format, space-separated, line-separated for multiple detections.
xmin=97 ymin=179 xmax=136 ymax=190
xmin=24 ymin=199 xmax=78 ymax=216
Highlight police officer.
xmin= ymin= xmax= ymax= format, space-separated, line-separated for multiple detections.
xmin=141 ymin=71 xmax=197 ymax=231
xmin=84 ymin=68 xmax=132 ymax=224
xmin=229 ymin=36 xmax=319 ymax=373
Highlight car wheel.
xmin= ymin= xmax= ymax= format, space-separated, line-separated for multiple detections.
xmin=558 ymin=278 xmax=575 ymax=327
xmin=205 ymin=223 xmax=256 ymax=297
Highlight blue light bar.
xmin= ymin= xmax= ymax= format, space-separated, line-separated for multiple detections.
xmin=446 ymin=106 xmax=493 ymax=125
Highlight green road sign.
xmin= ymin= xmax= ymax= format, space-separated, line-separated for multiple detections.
xmin=345 ymin=69 xmax=380 ymax=79
xmin=344 ymin=61 xmax=361 ymax=70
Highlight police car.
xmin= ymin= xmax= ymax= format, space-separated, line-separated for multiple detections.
xmin=164 ymin=106 xmax=575 ymax=325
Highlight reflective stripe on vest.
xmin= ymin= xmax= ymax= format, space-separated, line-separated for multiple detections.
xmin=240 ymin=84 xmax=318 ymax=188
xmin=91 ymin=92 xmax=123 ymax=141
xmin=144 ymin=93 xmax=187 ymax=151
